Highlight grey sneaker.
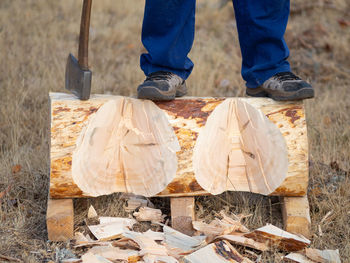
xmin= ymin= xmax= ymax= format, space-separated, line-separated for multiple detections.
xmin=246 ymin=72 xmax=314 ymax=101
xmin=137 ymin=71 xmax=187 ymax=101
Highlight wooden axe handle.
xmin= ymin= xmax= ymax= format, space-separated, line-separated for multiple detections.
xmin=78 ymin=0 xmax=92 ymax=70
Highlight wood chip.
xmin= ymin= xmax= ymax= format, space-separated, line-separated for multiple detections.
xmin=244 ymin=224 xmax=310 ymax=252
xmin=123 ymin=231 xmax=168 ymax=257
xmin=183 ymin=240 xmax=253 ymax=263
xmin=283 ymin=252 xmax=315 ymax=263
xmin=214 ymin=234 xmax=269 ymax=251
xmin=87 ymin=245 xmax=139 ymax=261
xmin=88 ymin=217 xmax=136 ymax=241
xmin=81 ymin=252 xmax=113 ymax=263
xmin=162 ymin=225 xmax=206 ymax=253
xmin=304 ymin=248 xmax=341 ymax=263
xmin=133 ymin=207 xmax=165 ymax=223
xmin=88 ymin=205 xmax=98 ymax=218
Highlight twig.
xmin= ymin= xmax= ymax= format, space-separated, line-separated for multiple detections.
xmin=0 ymin=254 xmax=22 ymax=262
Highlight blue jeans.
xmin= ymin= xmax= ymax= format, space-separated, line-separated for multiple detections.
xmin=140 ymin=0 xmax=291 ymax=89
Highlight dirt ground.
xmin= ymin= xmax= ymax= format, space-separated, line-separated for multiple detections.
xmin=0 ymin=0 xmax=349 ymax=262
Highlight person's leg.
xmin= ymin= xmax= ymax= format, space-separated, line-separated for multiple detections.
xmin=140 ymin=0 xmax=196 ymax=80
xmin=232 ymin=0 xmax=291 ymax=89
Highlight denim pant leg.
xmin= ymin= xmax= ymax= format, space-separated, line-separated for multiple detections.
xmin=232 ymin=0 xmax=291 ymax=89
xmin=140 ymin=0 xmax=196 ymax=80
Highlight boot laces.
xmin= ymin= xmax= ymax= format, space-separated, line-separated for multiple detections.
xmin=274 ymin=72 xmax=301 ymax=82
xmin=146 ymin=71 xmax=174 ymax=81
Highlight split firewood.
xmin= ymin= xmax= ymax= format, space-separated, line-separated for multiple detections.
xmin=111 ymin=237 xmax=140 ymax=250
xmin=133 ymin=207 xmax=165 ymax=223
xmin=162 ymin=225 xmax=206 ymax=253
xmin=244 ymin=224 xmax=310 ymax=252
xmin=81 ymin=252 xmax=113 ymax=263
xmin=193 ymin=98 xmax=288 ymax=195
xmin=283 ymin=253 xmax=315 ymax=263
xmin=88 ymin=217 xmax=136 ymax=241
xmin=87 ymin=245 xmax=140 ymax=262
xmin=123 ymin=231 xmax=168 ymax=257
xmin=71 ymin=97 xmax=180 ymax=197
xmin=304 ymin=248 xmax=341 ymax=263
xmin=183 ymin=240 xmax=253 ymax=263
xmin=214 ymin=234 xmax=269 ymax=251
xmin=142 ymin=229 xmax=165 ymax=241
xmin=87 ymin=205 xmax=98 ymax=218
xmin=219 ymin=211 xmax=250 ymax=233
xmin=143 ymin=254 xmax=179 ymax=263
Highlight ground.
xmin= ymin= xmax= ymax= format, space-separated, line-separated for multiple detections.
xmin=0 ymin=0 xmax=349 ymax=262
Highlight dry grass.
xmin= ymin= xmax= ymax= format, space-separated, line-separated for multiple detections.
xmin=0 ymin=0 xmax=349 ymax=262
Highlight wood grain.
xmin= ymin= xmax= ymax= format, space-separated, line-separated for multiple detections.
xmin=49 ymin=93 xmax=308 ymax=198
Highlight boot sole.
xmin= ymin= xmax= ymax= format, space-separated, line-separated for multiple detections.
xmin=137 ymin=83 xmax=187 ymax=101
xmin=246 ymin=86 xmax=314 ymax=101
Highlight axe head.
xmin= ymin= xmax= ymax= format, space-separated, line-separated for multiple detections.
xmin=65 ymin=53 xmax=92 ymax=100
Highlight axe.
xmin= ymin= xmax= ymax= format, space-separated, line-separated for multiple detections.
xmin=65 ymin=0 xmax=92 ymax=100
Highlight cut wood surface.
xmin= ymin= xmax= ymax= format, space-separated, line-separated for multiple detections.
xmin=281 ymin=196 xmax=311 ymax=238
xmin=170 ymin=197 xmax=195 ymax=236
xmin=193 ymin=98 xmax=288 ymax=195
xmin=50 ymin=93 xmax=308 ymax=198
xmin=46 ymin=198 xmax=74 ymax=241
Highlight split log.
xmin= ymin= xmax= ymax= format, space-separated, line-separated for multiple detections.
xmin=50 ymin=93 xmax=308 ymax=198
xmin=244 ymin=224 xmax=310 ymax=252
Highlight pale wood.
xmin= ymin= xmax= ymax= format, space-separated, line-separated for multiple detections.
xmin=214 ymin=234 xmax=269 ymax=251
xmin=87 ymin=205 xmax=98 ymax=218
xmin=170 ymin=197 xmax=195 ymax=236
xmin=183 ymin=240 xmax=253 ymax=263
xmin=49 ymin=92 xmax=308 ymax=198
xmin=133 ymin=207 xmax=165 ymax=223
xmin=281 ymin=195 xmax=311 ymax=238
xmin=244 ymin=224 xmax=310 ymax=252
xmin=283 ymin=253 xmax=315 ymax=263
xmin=46 ymin=198 xmax=74 ymax=241
xmin=162 ymin=225 xmax=205 ymax=253
xmin=88 ymin=217 xmax=136 ymax=241
xmin=304 ymin=248 xmax=341 ymax=263
xmin=71 ymin=97 xmax=179 ymax=197
xmin=193 ymin=98 xmax=288 ymax=195
xmin=86 ymin=246 xmax=139 ymax=262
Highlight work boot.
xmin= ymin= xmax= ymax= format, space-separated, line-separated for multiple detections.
xmin=246 ymin=72 xmax=314 ymax=101
xmin=137 ymin=71 xmax=187 ymax=101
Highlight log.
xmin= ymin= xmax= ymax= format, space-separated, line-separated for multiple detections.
xmin=46 ymin=198 xmax=74 ymax=241
xmin=281 ymin=196 xmax=311 ymax=238
xmin=49 ymin=92 xmax=308 ymax=198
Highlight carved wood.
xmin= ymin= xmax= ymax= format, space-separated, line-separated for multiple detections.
xmin=49 ymin=93 xmax=308 ymax=198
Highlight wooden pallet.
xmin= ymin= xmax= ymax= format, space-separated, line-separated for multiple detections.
xmin=47 ymin=93 xmax=311 ymax=241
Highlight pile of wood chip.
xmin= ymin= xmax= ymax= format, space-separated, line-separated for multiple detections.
xmin=64 ymin=199 xmax=341 ymax=263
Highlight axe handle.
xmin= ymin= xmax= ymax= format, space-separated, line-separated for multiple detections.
xmin=78 ymin=0 xmax=92 ymax=70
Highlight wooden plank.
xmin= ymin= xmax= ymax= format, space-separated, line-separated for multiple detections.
xmin=281 ymin=196 xmax=311 ymax=238
xmin=170 ymin=197 xmax=195 ymax=236
xmin=46 ymin=198 xmax=74 ymax=241
xmin=49 ymin=92 xmax=308 ymax=198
